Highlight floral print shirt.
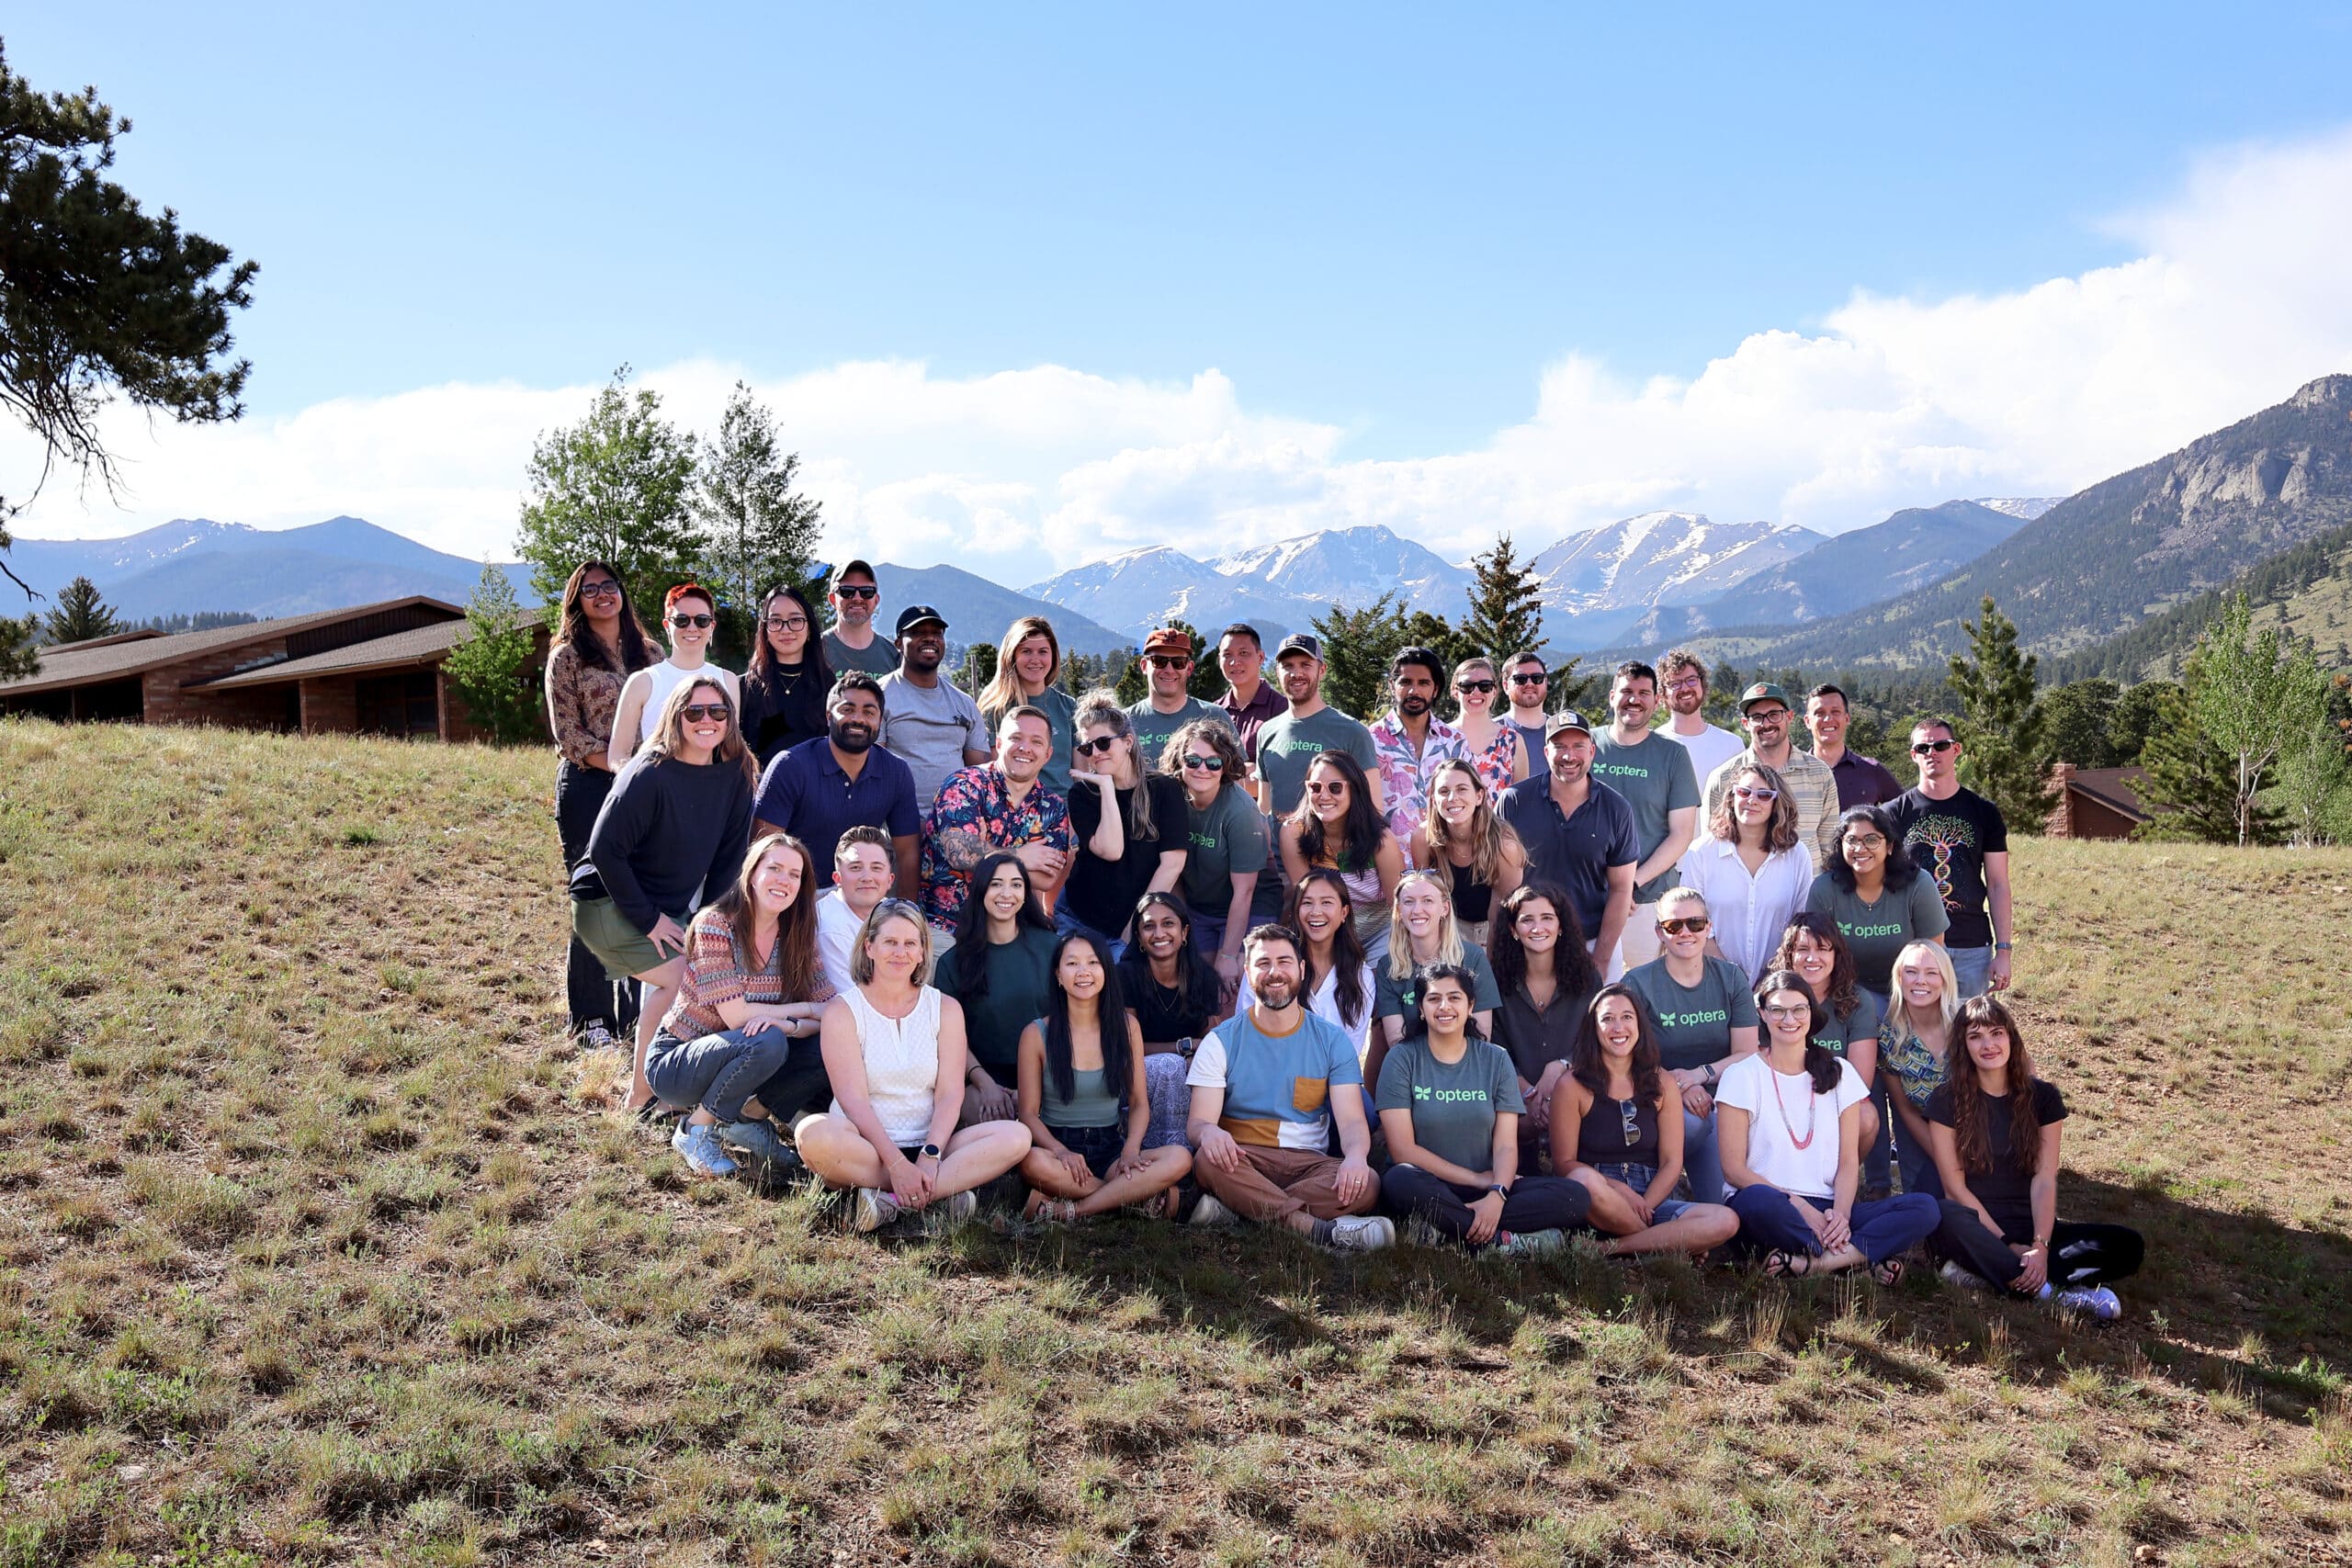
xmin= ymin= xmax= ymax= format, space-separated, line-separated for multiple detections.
xmin=543 ymin=641 xmax=629 ymax=768
xmin=919 ymin=764 xmax=1076 ymax=927
xmin=1369 ymin=712 xmax=1469 ymax=840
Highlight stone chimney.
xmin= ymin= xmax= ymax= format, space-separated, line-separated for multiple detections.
xmin=2044 ymin=761 xmax=2075 ymax=839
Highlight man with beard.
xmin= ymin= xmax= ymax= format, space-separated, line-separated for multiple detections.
xmin=752 ymin=673 xmax=922 ymax=897
xmin=879 ymin=605 xmax=992 ymax=813
xmin=1368 ymin=645 xmax=1469 ymax=841
xmin=1254 ymin=633 xmax=1385 ymax=818
xmin=1701 ymin=682 xmax=1841 ymax=868
xmin=820 ymin=558 xmax=899 ymax=676
xmin=1657 ymin=649 xmax=1744 ymax=790
xmin=1498 ymin=710 xmax=1638 ymax=965
xmin=1590 ymin=661 xmax=1700 ymax=977
xmin=1184 ymin=924 xmax=1395 ymax=1249
xmin=920 ymin=706 xmax=1075 ymax=927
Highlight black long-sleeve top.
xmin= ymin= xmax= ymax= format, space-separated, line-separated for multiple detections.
xmin=572 ymin=751 xmax=754 ymax=934
xmin=739 ymin=660 xmax=831 ymax=770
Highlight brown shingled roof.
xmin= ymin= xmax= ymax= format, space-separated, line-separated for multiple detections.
xmin=0 ymin=598 xmax=461 ymax=698
xmin=198 ymin=612 xmax=545 ymax=688
xmin=2066 ymin=765 xmax=2154 ymax=822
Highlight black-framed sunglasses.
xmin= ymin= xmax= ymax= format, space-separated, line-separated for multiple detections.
xmin=1074 ymin=735 xmax=1120 ymax=755
xmin=1658 ymin=916 xmax=1710 ymax=935
xmin=1455 ymin=679 xmax=1496 ymax=694
xmin=1148 ymin=655 xmax=1193 ymax=671
xmin=1509 ymin=671 xmax=1546 ymax=685
xmin=833 ymin=584 xmax=878 ymax=599
xmin=578 ymin=580 xmax=622 ymax=600
xmin=669 ymin=613 xmax=715 ymax=628
xmin=679 ymin=703 xmax=729 ymax=722
xmin=1182 ymin=754 xmax=1225 ymax=771
xmin=1912 ymin=738 xmax=1957 ymax=755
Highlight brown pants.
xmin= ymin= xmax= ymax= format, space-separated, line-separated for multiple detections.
xmin=1194 ymin=1144 xmax=1378 ymax=1224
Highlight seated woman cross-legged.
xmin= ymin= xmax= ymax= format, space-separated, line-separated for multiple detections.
xmin=796 ymin=900 xmax=1031 ymax=1233
xmin=1717 ymin=968 xmax=1940 ymax=1281
xmin=1376 ymin=966 xmax=1590 ymax=1256
xmin=1620 ymin=886 xmax=1759 ymax=1205
xmin=1548 ymin=985 xmax=1738 ymax=1258
xmin=646 ymin=833 xmax=835 ymax=1179
xmin=1928 ymin=997 xmax=2143 ymax=1316
xmin=1114 ymin=892 xmax=1228 ymax=1152
xmin=1015 ymin=932 xmax=1193 ymax=1223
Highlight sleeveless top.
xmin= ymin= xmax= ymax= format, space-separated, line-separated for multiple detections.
xmin=619 ymin=660 xmax=730 ymax=757
xmin=1577 ymin=1084 xmax=1661 ymax=1168
xmin=1030 ymin=1016 xmax=1125 ymax=1128
xmin=1311 ymin=841 xmax=1388 ymax=948
xmin=1445 ymin=855 xmax=1493 ymax=923
xmin=832 ymin=986 xmax=944 ymax=1146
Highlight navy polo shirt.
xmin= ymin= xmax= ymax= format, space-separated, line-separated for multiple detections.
xmin=1496 ymin=775 xmax=1640 ymax=940
xmin=752 ymin=738 xmax=921 ymax=884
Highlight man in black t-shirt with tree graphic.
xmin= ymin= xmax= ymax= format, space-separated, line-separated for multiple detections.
xmin=1884 ymin=717 xmax=2012 ymax=999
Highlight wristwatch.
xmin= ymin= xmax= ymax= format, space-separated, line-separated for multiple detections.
xmin=1488 ymin=1183 xmax=1510 ymax=1200
xmin=919 ymin=1143 xmax=943 ymax=1161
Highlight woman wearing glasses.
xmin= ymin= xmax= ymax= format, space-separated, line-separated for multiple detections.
xmin=978 ymin=615 xmax=1078 ymax=795
xmin=545 ymin=560 xmax=657 ymax=1049
xmin=1771 ymin=913 xmax=1890 ymax=1192
xmin=1549 ymin=985 xmax=1740 ymax=1257
xmin=1279 ymin=750 xmax=1406 ymax=964
xmin=1620 ymin=886 xmax=1760 ymax=1204
xmin=572 ymin=678 xmax=756 ymax=1110
xmin=1806 ymin=804 xmax=1947 ymax=1004
xmin=1448 ymin=656 xmax=1530 ymax=798
xmin=1407 ymin=759 xmax=1526 ymax=947
xmin=1061 ymin=694 xmax=1190 ymax=954
xmin=1675 ymin=761 xmax=1814 ymax=985
xmin=1164 ymin=718 xmax=1265 ymax=996
xmin=1717 ymin=968 xmax=1940 ymax=1280
xmin=609 ymin=582 xmax=741 ymax=760
xmin=737 ymin=585 xmax=837 ymax=772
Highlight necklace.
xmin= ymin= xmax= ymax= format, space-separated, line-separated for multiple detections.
xmin=1769 ymin=1062 xmax=1817 ymax=1150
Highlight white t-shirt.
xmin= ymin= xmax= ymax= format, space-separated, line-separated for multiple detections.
xmin=1665 ymin=721 xmax=1745 ymax=807
xmin=815 ymin=888 xmax=867 ymax=998
xmin=1235 ymin=960 xmax=1377 ymax=1065
xmin=1715 ymin=1052 xmax=1865 ymax=1199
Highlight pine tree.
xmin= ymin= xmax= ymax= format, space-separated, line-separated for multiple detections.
xmin=2039 ymin=678 xmax=2120 ymax=771
xmin=1165 ymin=619 xmax=1224 ymax=700
xmin=514 ymin=367 xmax=702 ymax=616
xmin=441 ymin=566 xmax=543 ymax=745
xmin=2135 ymin=682 xmax=2265 ymax=842
xmin=1461 ymin=534 xmax=1546 ymax=664
xmin=694 ymin=381 xmax=823 ymax=627
xmin=2108 ymin=680 xmax=2181 ymax=766
xmin=0 ymin=609 xmax=33 ymax=681
xmin=1311 ymin=595 xmax=1407 ymax=720
xmin=1946 ymin=596 xmax=2054 ymax=834
xmin=40 ymin=575 xmax=120 ymax=644
xmin=1112 ymin=648 xmax=1148 ymax=706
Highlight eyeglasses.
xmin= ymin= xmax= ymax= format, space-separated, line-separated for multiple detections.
xmin=669 ymin=614 xmax=714 ymax=628
xmin=1148 ymin=655 xmax=1193 ymax=671
xmin=1657 ymin=916 xmax=1710 ymax=935
xmin=1732 ymin=785 xmax=1780 ymax=802
xmin=1663 ymin=675 xmax=1705 ymax=693
xmin=1620 ymin=1097 xmax=1641 ymax=1146
xmin=680 ymin=704 xmax=729 ymax=722
xmin=1074 ymin=736 xmax=1120 ymax=755
xmin=1911 ymin=738 xmax=1957 ymax=755
xmin=833 ymin=585 xmax=878 ymax=600
xmin=1305 ymin=781 xmax=1348 ymax=796
xmin=1745 ymin=708 xmax=1790 ymax=724
xmin=1455 ymin=680 xmax=1496 ymax=694
xmin=1182 ymin=754 xmax=1224 ymax=771
xmin=579 ymin=581 xmax=621 ymax=600
xmin=1841 ymin=833 xmax=1886 ymax=850
xmin=1509 ymin=672 xmax=1546 ymax=685
xmin=764 ymin=615 xmax=808 ymax=633
xmin=1760 ymin=1003 xmax=1812 ymax=1020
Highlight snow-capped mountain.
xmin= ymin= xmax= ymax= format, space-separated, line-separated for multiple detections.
xmin=1529 ymin=513 xmax=1826 ymax=621
xmin=1970 ymin=497 xmax=2064 ymax=522
xmin=1209 ymin=525 xmax=1470 ymax=621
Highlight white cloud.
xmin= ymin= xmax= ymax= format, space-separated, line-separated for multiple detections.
xmin=11 ymin=125 xmax=2352 ymax=587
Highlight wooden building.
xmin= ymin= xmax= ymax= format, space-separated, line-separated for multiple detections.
xmin=2043 ymin=762 xmax=2155 ymax=840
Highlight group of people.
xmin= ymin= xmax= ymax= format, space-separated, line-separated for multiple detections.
xmin=541 ymin=561 xmax=2140 ymax=1311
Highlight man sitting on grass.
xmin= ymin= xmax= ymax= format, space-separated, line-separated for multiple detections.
xmin=1184 ymin=924 xmax=1395 ymax=1251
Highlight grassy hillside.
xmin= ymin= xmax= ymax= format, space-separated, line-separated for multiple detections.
xmin=1 ymin=720 xmax=2347 ymax=1566
xmin=2055 ymin=517 xmax=2352 ymax=683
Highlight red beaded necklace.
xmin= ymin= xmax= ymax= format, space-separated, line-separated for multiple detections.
xmin=1769 ymin=1055 xmax=1818 ymax=1150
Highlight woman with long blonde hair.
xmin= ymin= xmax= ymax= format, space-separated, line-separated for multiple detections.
xmin=1407 ymin=757 xmax=1525 ymax=945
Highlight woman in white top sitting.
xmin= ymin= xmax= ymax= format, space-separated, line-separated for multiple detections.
xmin=796 ymin=900 xmax=1030 ymax=1233
xmin=1675 ymin=761 xmax=1814 ymax=985
xmin=1716 ymin=968 xmax=1940 ymax=1281
xmin=608 ymin=582 xmax=742 ymax=760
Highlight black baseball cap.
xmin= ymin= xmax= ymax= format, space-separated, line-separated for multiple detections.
xmin=1274 ymin=632 xmax=1325 ymax=661
xmin=894 ymin=604 xmax=948 ymax=637
xmin=1544 ymin=708 xmax=1595 ymax=739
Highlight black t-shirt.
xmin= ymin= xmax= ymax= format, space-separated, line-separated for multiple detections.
xmin=1067 ymin=773 xmax=1190 ymax=938
xmin=1923 ymin=1078 xmax=2066 ymax=1211
xmin=1885 ymin=786 xmax=2008 ymax=949
xmin=740 ymin=660 xmax=831 ymax=771
xmin=1492 ymin=981 xmax=1598 ymax=1086
xmin=1116 ymin=955 xmax=1219 ymax=1046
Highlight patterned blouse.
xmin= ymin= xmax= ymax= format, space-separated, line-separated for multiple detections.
xmin=1460 ymin=722 xmax=1523 ymax=799
xmin=544 ymin=641 xmax=630 ymax=768
xmin=919 ymin=765 xmax=1076 ymax=927
xmin=1369 ymin=712 xmax=1469 ymax=840
xmin=1878 ymin=1014 xmax=1951 ymax=1113
xmin=662 ymin=907 xmax=836 ymax=1043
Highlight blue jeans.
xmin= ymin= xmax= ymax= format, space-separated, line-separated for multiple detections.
xmin=1191 ymin=911 xmax=1227 ymax=962
xmin=1055 ymin=904 xmax=1126 ymax=963
xmin=645 ymin=1028 xmax=792 ymax=1122
xmin=1588 ymin=1161 xmax=1697 ymax=1224
xmin=1948 ymin=944 xmax=1992 ymax=999
xmin=1727 ymin=1185 xmax=1940 ymax=1265
xmin=1681 ymin=1106 xmax=1726 ymax=1204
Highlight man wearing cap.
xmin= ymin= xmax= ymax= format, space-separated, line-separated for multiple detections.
xmin=1367 ymin=645 xmax=1469 ymax=841
xmin=1252 ymin=632 xmax=1385 ymax=819
xmin=821 ymin=559 xmax=899 ymax=677
xmin=1498 ymin=710 xmax=1638 ymax=965
xmin=879 ymin=604 xmax=991 ymax=814
xmin=1591 ymin=661 xmax=1701 ymax=977
xmin=1126 ymin=626 xmax=1234 ymax=764
xmin=1702 ymin=682 xmax=1841 ymax=868
xmin=1214 ymin=624 xmax=1285 ymax=774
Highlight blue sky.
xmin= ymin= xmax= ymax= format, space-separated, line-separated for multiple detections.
xmin=11 ymin=6 xmax=2352 ymax=579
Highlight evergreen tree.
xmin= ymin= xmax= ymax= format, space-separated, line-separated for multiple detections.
xmin=2108 ymin=679 xmax=2181 ymax=767
xmin=442 ymin=566 xmax=543 ymax=745
xmin=514 ymin=367 xmax=701 ymax=615
xmin=1545 ymin=654 xmax=1599 ymax=715
xmin=693 ymin=381 xmax=823 ymax=627
xmin=0 ymin=610 xmax=32 ymax=681
xmin=2135 ymin=682 xmax=2266 ymax=843
xmin=40 ymin=575 xmax=119 ymax=644
xmin=1166 ymin=619 xmax=1223 ymax=701
xmin=2189 ymin=594 xmax=2308 ymax=847
xmin=961 ymin=641 xmax=998 ymax=696
xmin=2039 ymin=678 xmax=2120 ymax=771
xmin=1946 ymin=596 xmax=2054 ymax=834
xmin=1311 ymin=595 xmax=1408 ymax=720
xmin=1112 ymin=648 xmax=1148 ymax=706
xmin=1460 ymin=534 xmax=1545 ymax=664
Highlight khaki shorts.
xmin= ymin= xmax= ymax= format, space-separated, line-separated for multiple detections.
xmin=573 ymin=896 xmax=670 ymax=980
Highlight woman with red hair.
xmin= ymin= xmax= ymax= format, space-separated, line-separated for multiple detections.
xmin=609 ymin=582 xmax=741 ymax=760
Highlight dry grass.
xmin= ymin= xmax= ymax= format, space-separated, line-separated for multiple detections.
xmin=1 ymin=716 xmax=2346 ymax=1566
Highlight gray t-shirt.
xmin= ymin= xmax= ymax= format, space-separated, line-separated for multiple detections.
xmin=1372 ymin=941 xmax=1504 ymax=1021
xmin=1255 ymin=705 xmax=1381 ymax=816
xmin=1374 ymin=1035 xmax=1525 ymax=1172
xmin=1804 ymin=869 xmax=1951 ymax=995
xmin=1126 ymin=695 xmax=1232 ymax=770
xmin=1622 ymin=955 xmax=1761 ymax=1073
xmin=878 ymin=672 xmax=990 ymax=813
xmin=1181 ymin=784 xmax=1272 ymax=919
xmin=823 ymin=628 xmax=899 ymax=677
xmin=1589 ymin=728 xmax=1700 ymax=903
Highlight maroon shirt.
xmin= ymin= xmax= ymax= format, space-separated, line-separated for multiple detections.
xmin=1217 ymin=681 xmax=1287 ymax=763
xmin=1826 ymin=748 xmax=1905 ymax=810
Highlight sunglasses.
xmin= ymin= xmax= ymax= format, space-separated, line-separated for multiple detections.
xmin=833 ymin=585 xmax=878 ymax=600
xmin=1657 ymin=916 xmax=1710 ymax=935
xmin=1455 ymin=680 xmax=1496 ymax=694
xmin=1509 ymin=672 xmax=1547 ymax=685
xmin=669 ymin=614 xmax=715 ymax=628
xmin=579 ymin=581 xmax=622 ymax=600
xmin=1182 ymin=754 xmax=1225 ymax=771
xmin=1305 ymin=781 xmax=1348 ymax=796
xmin=1074 ymin=736 xmax=1121 ymax=755
xmin=1912 ymin=738 xmax=1957 ymax=755
xmin=680 ymin=703 xmax=729 ymax=722
xmin=764 ymin=615 xmax=808 ymax=633
xmin=1620 ymin=1097 xmax=1641 ymax=1146
xmin=1732 ymin=784 xmax=1780 ymax=802
xmin=1148 ymin=655 xmax=1193 ymax=671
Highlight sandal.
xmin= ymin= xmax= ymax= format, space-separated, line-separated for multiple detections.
xmin=1762 ymin=1248 xmax=1816 ymax=1279
xmin=1871 ymin=1258 xmax=1907 ymax=1288
xmin=1038 ymin=1199 xmax=1080 ymax=1225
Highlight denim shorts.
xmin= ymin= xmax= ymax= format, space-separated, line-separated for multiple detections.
xmin=1588 ymin=1160 xmax=1695 ymax=1222
xmin=1046 ymin=1121 xmax=1126 ymax=1179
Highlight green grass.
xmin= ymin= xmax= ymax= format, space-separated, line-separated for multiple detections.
xmin=1 ymin=717 xmax=2347 ymax=1564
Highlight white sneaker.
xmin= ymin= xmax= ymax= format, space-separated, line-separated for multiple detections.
xmin=922 ymin=1189 xmax=979 ymax=1235
xmin=1326 ymin=1215 xmax=1396 ymax=1252
xmin=1939 ymin=1259 xmax=1990 ymax=1292
xmin=852 ymin=1187 xmax=901 ymax=1234
xmin=2053 ymin=1285 xmax=2121 ymax=1320
xmin=1188 ymin=1193 xmax=1238 ymax=1228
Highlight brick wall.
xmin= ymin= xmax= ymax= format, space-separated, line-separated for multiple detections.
xmin=142 ymin=638 xmax=298 ymax=730
xmin=300 ymin=677 xmax=358 ymax=735
xmin=2043 ymin=762 xmax=2075 ymax=837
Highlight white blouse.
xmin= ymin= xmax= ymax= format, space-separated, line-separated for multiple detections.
xmin=1676 ymin=836 xmax=1816 ymax=985
xmin=833 ymin=985 xmax=944 ymax=1146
